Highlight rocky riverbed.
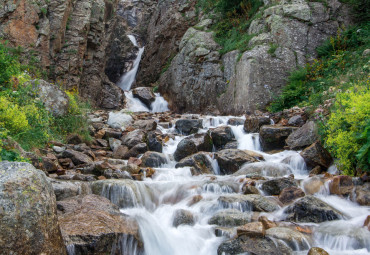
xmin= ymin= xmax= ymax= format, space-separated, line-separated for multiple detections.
xmin=1 ymin=96 xmax=369 ymax=254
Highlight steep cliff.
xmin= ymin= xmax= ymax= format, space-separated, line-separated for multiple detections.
xmin=157 ymin=0 xmax=354 ymax=114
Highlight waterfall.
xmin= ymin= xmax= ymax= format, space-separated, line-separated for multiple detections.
xmin=117 ymin=35 xmax=145 ymax=91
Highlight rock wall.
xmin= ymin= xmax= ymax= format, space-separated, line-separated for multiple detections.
xmin=158 ymin=0 xmax=353 ymax=114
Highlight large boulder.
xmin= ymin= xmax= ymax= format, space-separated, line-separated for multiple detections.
xmin=0 ymin=162 xmax=66 ymax=254
xmin=259 ymin=125 xmax=297 ymax=151
xmin=265 ymin=227 xmax=311 ymax=250
xmin=141 ymin=151 xmax=168 ymax=167
xmin=261 ymin=177 xmax=297 ymax=195
xmin=233 ymin=162 xmax=292 ymax=177
xmin=285 ymin=196 xmax=344 ymax=223
xmin=300 ymin=141 xmax=333 ymax=169
xmin=244 ymin=116 xmax=271 ymax=133
xmin=58 ymin=194 xmax=143 ymax=254
xmin=175 ymin=152 xmax=213 ymax=175
xmin=175 ymin=119 xmax=203 ymax=135
xmin=107 ymin=111 xmax=133 ymax=130
xmin=218 ymin=194 xmax=279 ymax=212
xmin=132 ymin=87 xmax=156 ymax=108
xmin=215 ymin=149 xmax=259 ymax=175
xmin=210 ymin=126 xmax=235 ymax=149
xmin=31 ymin=79 xmax=69 ymax=117
xmin=286 ymin=121 xmax=319 ymax=150
xmin=132 ymin=119 xmax=158 ymax=132
xmin=208 ymin=209 xmax=252 ymax=227
xmin=147 ymin=131 xmax=163 ymax=152
xmin=174 ymin=138 xmax=198 ymax=161
xmin=186 ymin=132 xmax=213 ymax=152
xmin=121 ymin=129 xmax=146 ymax=149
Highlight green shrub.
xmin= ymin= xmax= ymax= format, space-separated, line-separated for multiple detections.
xmin=0 ymin=42 xmax=21 ymax=86
xmin=324 ymin=85 xmax=370 ymax=175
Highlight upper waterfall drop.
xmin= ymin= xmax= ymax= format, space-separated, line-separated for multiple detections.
xmin=117 ymin=35 xmax=145 ymax=91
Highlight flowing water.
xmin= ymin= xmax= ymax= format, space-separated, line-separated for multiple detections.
xmin=98 ymin=113 xmax=369 ymax=255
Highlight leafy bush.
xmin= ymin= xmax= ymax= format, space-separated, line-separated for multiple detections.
xmin=0 ymin=42 xmax=21 ymax=85
xmin=324 ymin=85 xmax=370 ymax=175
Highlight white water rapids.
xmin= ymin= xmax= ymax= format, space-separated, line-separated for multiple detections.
xmin=96 ymin=115 xmax=369 ymax=255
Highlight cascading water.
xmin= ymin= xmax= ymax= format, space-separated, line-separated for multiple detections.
xmin=117 ymin=35 xmax=145 ymax=91
xmin=97 ymin=114 xmax=369 ymax=255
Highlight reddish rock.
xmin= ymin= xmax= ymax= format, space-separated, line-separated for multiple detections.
xmin=300 ymin=141 xmax=333 ymax=169
xmin=364 ymin=215 xmax=370 ymax=231
xmin=329 ymin=175 xmax=354 ymax=196
xmin=258 ymin=216 xmax=277 ymax=230
xmin=279 ymin=187 xmax=305 ymax=204
xmin=236 ymin=222 xmax=264 ymax=237
xmin=128 ymin=157 xmax=142 ymax=166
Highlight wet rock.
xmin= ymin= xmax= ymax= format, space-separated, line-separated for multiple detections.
xmin=132 ymin=119 xmax=157 ymax=131
xmin=309 ymin=165 xmax=323 ymax=175
xmin=302 ymin=176 xmax=325 ymax=195
xmin=173 ymin=209 xmax=195 ymax=227
xmin=208 ymin=209 xmax=252 ymax=227
xmin=186 ymin=132 xmax=213 ymax=152
xmin=217 ymin=234 xmax=292 ymax=255
xmin=258 ymin=216 xmax=277 ymax=230
xmin=210 ymin=126 xmax=235 ymax=149
xmin=286 ymin=121 xmax=319 ymax=150
xmin=141 ymin=151 xmax=168 ymax=167
xmin=215 ymin=149 xmax=258 ymax=175
xmin=244 ymin=116 xmax=271 ymax=133
xmin=279 ymin=187 xmax=305 ymax=204
xmin=58 ymin=194 xmax=143 ymax=254
xmin=265 ymin=227 xmax=311 ymax=250
xmin=354 ymin=183 xmax=370 ymax=206
xmin=242 ymin=185 xmax=260 ymax=195
xmin=236 ymin=222 xmax=264 ymax=237
xmin=0 ymin=162 xmax=66 ymax=254
xmin=224 ymin=141 xmax=238 ymax=149
xmin=174 ymin=138 xmax=198 ymax=161
xmin=307 ymin=247 xmax=329 ymax=255
xmin=261 ymin=177 xmax=297 ymax=195
xmin=285 ymin=196 xmax=343 ymax=223
xmin=364 ymin=215 xmax=370 ymax=231
xmin=218 ymin=194 xmax=279 ymax=212
xmin=132 ymin=87 xmax=156 ymax=108
xmin=66 ymin=133 xmax=83 ymax=145
xmin=62 ymin=149 xmax=93 ymax=165
xmin=125 ymin=143 xmax=148 ymax=158
xmin=329 ymin=175 xmax=354 ymax=196
xmin=288 ymin=115 xmax=305 ymax=127
xmin=121 ymin=129 xmax=146 ymax=149
xmin=175 ymin=119 xmax=203 ymax=135
xmin=175 ymin=152 xmax=213 ymax=175
xmin=233 ymin=162 xmax=292 ymax=177
xmin=147 ymin=131 xmax=163 ymax=152
xmin=259 ymin=125 xmax=297 ymax=151
xmin=227 ymin=118 xmax=245 ymax=126
xmin=107 ymin=111 xmax=133 ymax=130
xmin=300 ymin=141 xmax=333 ymax=169
xmin=51 ymin=179 xmax=92 ymax=201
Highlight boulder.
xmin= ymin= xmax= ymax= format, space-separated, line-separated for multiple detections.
xmin=62 ymin=149 xmax=93 ymax=165
xmin=265 ymin=227 xmax=311 ymax=250
xmin=175 ymin=119 xmax=203 ymax=135
xmin=236 ymin=222 xmax=264 ymax=237
xmin=172 ymin=209 xmax=195 ymax=227
xmin=31 ymin=79 xmax=69 ymax=117
xmin=259 ymin=125 xmax=297 ymax=151
xmin=302 ymin=176 xmax=325 ymax=195
xmin=227 ymin=118 xmax=245 ymax=126
xmin=141 ymin=151 xmax=168 ymax=167
xmin=51 ymin=179 xmax=92 ymax=201
xmin=109 ymin=138 xmax=122 ymax=151
xmin=215 ymin=149 xmax=258 ymax=175
xmin=233 ymin=162 xmax=292 ymax=177
xmin=329 ymin=175 xmax=354 ymax=196
xmin=244 ymin=116 xmax=271 ymax=133
xmin=186 ymin=132 xmax=213 ymax=152
xmin=132 ymin=119 xmax=157 ymax=131
xmin=286 ymin=121 xmax=319 ymax=150
xmin=288 ymin=115 xmax=305 ymax=127
xmin=300 ymin=141 xmax=333 ymax=169
xmin=147 ymin=131 xmax=163 ymax=152
xmin=279 ymin=187 xmax=305 ymax=204
xmin=125 ymin=143 xmax=148 ymax=158
xmin=261 ymin=177 xmax=297 ymax=195
xmin=0 ymin=162 xmax=66 ymax=254
xmin=307 ymin=247 xmax=329 ymax=255
xmin=175 ymin=152 xmax=213 ymax=175
xmin=121 ymin=129 xmax=146 ymax=149
xmin=285 ymin=196 xmax=344 ymax=223
xmin=107 ymin=111 xmax=133 ymax=130
xmin=210 ymin=126 xmax=235 ymax=149
xmin=218 ymin=194 xmax=279 ymax=212
xmin=208 ymin=209 xmax=252 ymax=227
xmin=242 ymin=185 xmax=260 ymax=195
xmin=354 ymin=183 xmax=370 ymax=206
xmin=132 ymin=87 xmax=156 ymax=108
xmin=112 ymin=145 xmax=129 ymax=159
xmin=174 ymin=138 xmax=198 ymax=161
xmin=58 ymin=194 xmax=143 ymax=254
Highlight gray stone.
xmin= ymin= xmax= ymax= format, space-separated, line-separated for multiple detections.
xmin=259 ymin=125 xmax=297 ymax=151
xmin=173 ymin=209 xmax=195 ymax=227
xmin=210 ymin=126 xmax=235 ymax=149
xmin=62 ymin=149 xmax=93 ymax=165
xmin=218 ymin=194 xmax=279 ymax=212
xmin=286 ymin=121 xmax=318 ymax=150
xmin=141 ymin=151 xmax=168 ymax=167
xmin=175 ymin=152 xmax=213 ymax=175
xmin=261 ymin=177 xmax=297 ymax=195
xmin=175 ymin=119 xmax=203 ymax=135
xmin=174 ymin=138 xmax=198 ymax=161
xmin=121 ymin=129 xmax=146 ymax=149
xmin=132 ymin=87 xmax=156 ymax=108
xmin=208 ymin=209 xmax=252 ymax=227
xmin=215 ymin=149 xmax=258 ymax=175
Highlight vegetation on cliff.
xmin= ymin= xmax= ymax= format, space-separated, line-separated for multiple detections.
xmin=269 ymin=23 xmax=370 ymax=175
xmin=0 ymin=42 xmax=91 ymax=161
